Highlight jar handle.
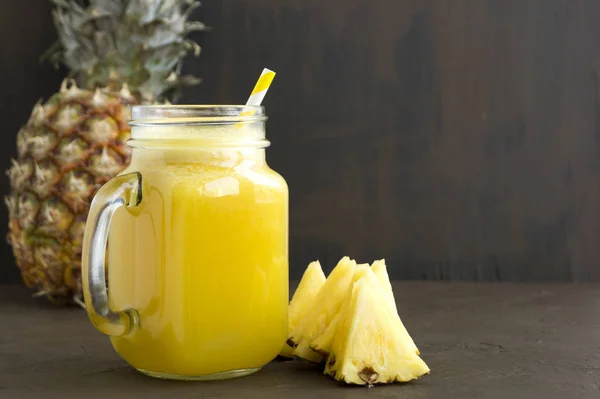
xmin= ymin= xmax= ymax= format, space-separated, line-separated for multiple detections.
xmin=81 ymin=172 xmax=143 ymax=337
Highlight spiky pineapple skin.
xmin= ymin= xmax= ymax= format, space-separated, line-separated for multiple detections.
xmin=6 ymin=79 xmax=137 ymax=304
xmin=6 ymin=0 xmax=205 ymax=305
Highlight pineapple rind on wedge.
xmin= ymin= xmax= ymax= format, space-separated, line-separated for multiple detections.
xmin=289 ymin=256 xmax=357 ymax=363
xmin=372 ymin=259 xmax=420 ymax=355
xmin=280 ymin=260 xmax=326 ymax=357
xmin=325 ymin=268 xmax=430 ymax=386
xmin=309 ymin=263 xmax=371 ymax=357
xmin=5 ymin=0 xmax=207 ymax=304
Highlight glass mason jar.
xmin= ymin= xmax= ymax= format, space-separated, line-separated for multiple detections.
xmin=81 ymin=105 xmax=289 ymax=380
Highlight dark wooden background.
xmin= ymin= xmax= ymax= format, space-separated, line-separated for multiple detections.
xmin=2 ymin=0 xmax=600 ymax=283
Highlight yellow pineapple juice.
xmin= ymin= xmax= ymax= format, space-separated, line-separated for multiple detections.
xmin=99 ymin=111 xmax=288 ymax=378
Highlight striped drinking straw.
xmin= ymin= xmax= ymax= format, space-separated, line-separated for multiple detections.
xmin=241 ymin=68 xmax=276 ymax=116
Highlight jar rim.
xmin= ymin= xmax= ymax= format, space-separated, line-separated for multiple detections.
xmin=129 ymin=105 xmax=267 ymax=126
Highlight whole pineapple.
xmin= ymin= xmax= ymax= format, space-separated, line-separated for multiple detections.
xmin=5 ymin=0 xmax=207 ymax=304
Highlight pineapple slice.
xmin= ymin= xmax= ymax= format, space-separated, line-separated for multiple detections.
xmin=280 ymin=260 xmax=326 ymax=357
xmin=289 ymin=256 xmax=357 ymax=363
xmin=310 ymin=263 xmax=371 ymax=357
xmin=371 ymin=259 xmax=420 ymax=355
xmin=371 ymin=259 xmax=395 ymax=305
xmin=326 ymin=268 xmax=430 ymax=386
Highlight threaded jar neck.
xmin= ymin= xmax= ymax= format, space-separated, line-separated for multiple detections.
xmin=128 ymin=105 xmax=269 ymax=149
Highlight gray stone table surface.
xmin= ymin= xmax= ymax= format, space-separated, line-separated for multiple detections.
xmin=1 ymin=282 xmax=599 ymax=399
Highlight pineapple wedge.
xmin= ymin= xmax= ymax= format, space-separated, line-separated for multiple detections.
xmin=310 ymin=263 xmax=371 ymax=357
xmin=280 ymin=261 xmax=326 ymax=357
xmin=371 ymin=259 xmax=395 ymax=304
xmin=289 ymin=256 xmax=357 ymax=363
xmin=371 ymin=259 xmax=420 ymax=355
xmin=325 ymin=268 xmax=430 ymax=386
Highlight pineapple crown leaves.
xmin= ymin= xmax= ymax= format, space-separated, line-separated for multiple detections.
xmin=45 ymin=0 xmax=209 ymax=102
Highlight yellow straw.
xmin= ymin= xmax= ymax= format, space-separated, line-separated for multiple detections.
xmin=241 ymin=68 xmax=276 ymax=116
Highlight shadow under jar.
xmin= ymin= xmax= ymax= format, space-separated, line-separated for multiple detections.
xmin=81 ymin=105 xmax=289 ymax=380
